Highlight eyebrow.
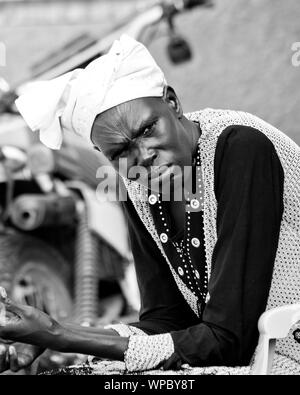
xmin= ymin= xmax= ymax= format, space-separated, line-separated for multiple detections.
xmin=108 ymin=141 xmax=130 ymax=160
xmin=107 ymin=116 xmax=158 ymax=160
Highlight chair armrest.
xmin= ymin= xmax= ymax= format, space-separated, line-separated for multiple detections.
xmin=251 ymin=304 xmax=300 ymax=375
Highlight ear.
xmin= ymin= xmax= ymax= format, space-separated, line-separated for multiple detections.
xmin=162 ymin=86 xmax=183 ymax=119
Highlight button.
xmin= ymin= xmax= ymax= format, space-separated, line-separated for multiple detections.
xmin=160 ymin=233 xmax=168 ymax=243
xmin=178 ymin=267 xmax=184 ymax=276
xmin=191 ymin=237 xmax=200 ymax=248
xmin=195 ymin=270 xmax=200 ymax=279
xmin=148 ymin=194 xmax=158 ymax=205
xmin=191 ymin=199 xmax=200 ymax=209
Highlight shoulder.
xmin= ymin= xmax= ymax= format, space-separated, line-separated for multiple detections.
xmin=214 ymin=125 xmax=280 ymax=173
xmin=217 ymin=125 xmax=276 ymax=157
xmin=213 ymin=125 xmax=284 ymax=201
xmin=214 ymin=125 xmax=283 ymax=192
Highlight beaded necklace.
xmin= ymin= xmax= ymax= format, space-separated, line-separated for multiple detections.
xmin=155 ymin=142 xmax=208 ymax=300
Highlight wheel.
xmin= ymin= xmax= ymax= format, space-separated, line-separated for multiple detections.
xmin=0 ymin=232 xmax=74 ymax=374
xmin=0 ymin=232 xmax=73 ymax=320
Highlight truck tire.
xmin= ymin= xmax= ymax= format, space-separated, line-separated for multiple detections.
xmin=0 ymin=232 xmax=73 ymax=323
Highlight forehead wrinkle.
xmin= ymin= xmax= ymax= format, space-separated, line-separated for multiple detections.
xmin=91 ymin=116 xmax=128 ymax=154
xmin=118 ymin=100 xmax=156 ymax=137
xmin=115 ymin=103 xmax=134 ymax=140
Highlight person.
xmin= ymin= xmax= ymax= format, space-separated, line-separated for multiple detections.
xmin=0 ymin=35 xmax=299 ymax=375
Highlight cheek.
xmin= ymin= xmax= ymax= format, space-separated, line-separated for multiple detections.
xmin=159 ymin=116 xmax=185 ymax=147
xmin=155 ymin=122 xmax=190 ymax=166
xmin=111 ymin=156 xmax=136 ymax=178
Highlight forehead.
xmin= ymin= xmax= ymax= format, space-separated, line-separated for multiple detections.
xmin=91 ymin=97 xmax=164 ymax=145
xmin=118 ymin=98 xmax=158 ymax=130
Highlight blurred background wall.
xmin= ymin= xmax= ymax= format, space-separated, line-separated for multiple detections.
xmin=1 ymin=0 xmax=300 ymax=144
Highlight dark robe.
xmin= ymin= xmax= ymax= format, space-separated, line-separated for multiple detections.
xmin=121 ymin=125 xmax=284 ymax=368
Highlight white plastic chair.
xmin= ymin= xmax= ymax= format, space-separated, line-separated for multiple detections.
xmin=251 ymin=304 xmax=300 ymax=375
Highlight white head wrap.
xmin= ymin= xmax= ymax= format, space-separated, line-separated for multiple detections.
xmin=15 ymin=35 xmax=167 ymax=150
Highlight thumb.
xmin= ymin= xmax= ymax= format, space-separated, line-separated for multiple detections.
xmin=0 ymin=299 xmax=24 ymax=324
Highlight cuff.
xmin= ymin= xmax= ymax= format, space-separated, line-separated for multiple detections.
xmin=104 ymin=323 xmax=147 ymax=337
xmin=124 ymin=333 xmax=175 ymax=372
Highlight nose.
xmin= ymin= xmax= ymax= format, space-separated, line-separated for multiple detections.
xmin=137 ymin=145 xmax=157 ymax=168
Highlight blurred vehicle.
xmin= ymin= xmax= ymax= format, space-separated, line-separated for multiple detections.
xmin=0 ymin=140 xmax=139 ymax=372
xmin=0 ymin=0 xmax=213 ymax=107
xmin=30 ymin=0 xmax=212 ymax=79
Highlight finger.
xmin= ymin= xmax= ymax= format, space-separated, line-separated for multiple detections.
xmin=1 ymin=298 xmax=26 ymax=317
xmin=9 ymin=346 xmax=20 ymax=372
xmin=0 ymin=344 xmax=9 ymax=373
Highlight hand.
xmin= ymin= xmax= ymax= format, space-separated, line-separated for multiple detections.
xmin=0 ymin=287 xmax=61 ymax=348
xmin=0 ymin=342 xmax=45 ymax=373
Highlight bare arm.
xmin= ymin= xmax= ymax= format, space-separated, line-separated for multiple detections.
xmin=0 ymin=289 xmax=129 ymax=362
xmin=53 ymin=324 xmax=129 ymax=360
xmin=63 ymin=323 xmax=120 ymax=337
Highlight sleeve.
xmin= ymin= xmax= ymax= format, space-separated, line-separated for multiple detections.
xmin=169 ymin=125 xmax=284 ymax=367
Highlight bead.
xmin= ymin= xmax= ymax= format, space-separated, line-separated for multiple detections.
xmin=191 ymin=237 xmax=201 ymax=248
xmin=191 ymin=199 xmax=200 ymax=209
xmin=148 ymin=194 xmax=158 ymax=205
xmin=160 ymin=233 xmax=168 ymax=243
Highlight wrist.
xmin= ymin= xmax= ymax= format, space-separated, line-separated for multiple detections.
xmin=45 ymin=321 xmax=70 ymax=352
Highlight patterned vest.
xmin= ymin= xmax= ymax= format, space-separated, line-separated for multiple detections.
xmin=123 ymin=108 xmax=300 ymax=364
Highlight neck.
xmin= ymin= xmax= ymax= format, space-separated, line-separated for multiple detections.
xmin=181 ymin=116 xmax=201 ymax=162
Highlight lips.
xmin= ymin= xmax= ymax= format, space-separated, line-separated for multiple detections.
xmin=148 ymin=165 xmax=181 ymax=189
xmin=127 ymin=164 xmax=177 ymax=188
xmin=148 ymin=164 xmax=172 ymax=180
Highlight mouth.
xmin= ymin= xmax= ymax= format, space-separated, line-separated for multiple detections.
xmin=147 ymin=164 xmax=173 ymax=181
xmin=128 ymin=164 xmax=179 ymax=188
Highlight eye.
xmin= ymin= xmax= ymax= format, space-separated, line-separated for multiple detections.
xmin=109 ymin=153 xmax=118 ymax=162
xmin=110 ymin=145 xmax=129 ymax=162
xmin=142 ymin=121 xmax=157 ymax=137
